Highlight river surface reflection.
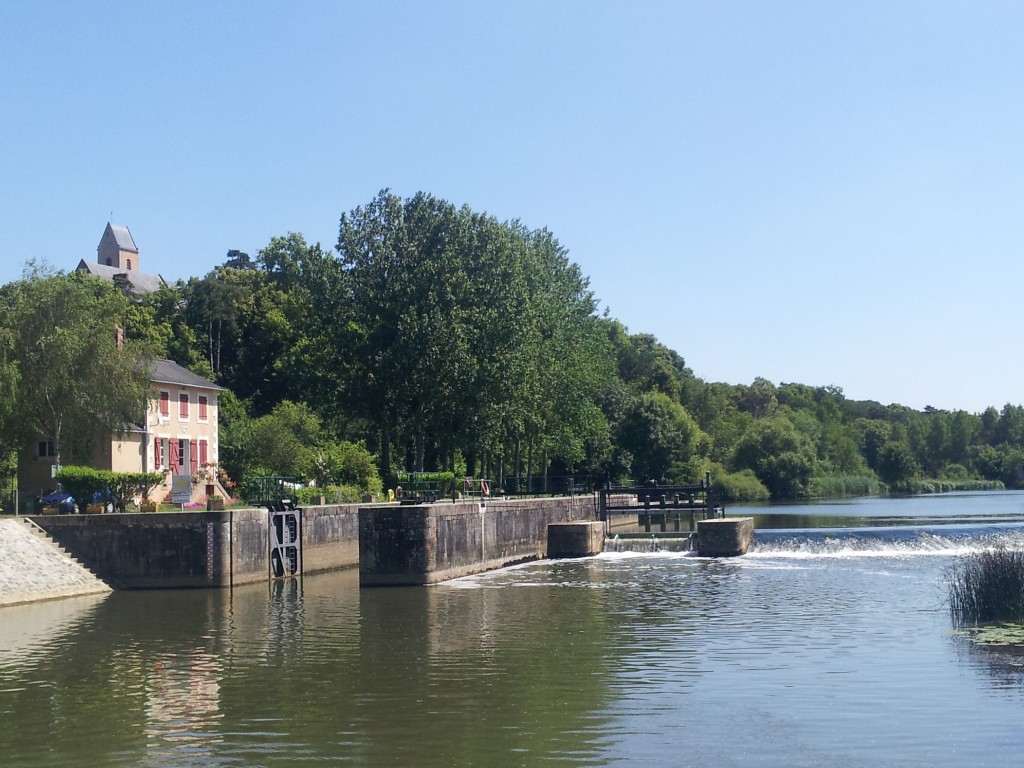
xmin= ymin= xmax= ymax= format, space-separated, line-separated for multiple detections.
xmin=5 ymin=492 xmax=1024 ymax=766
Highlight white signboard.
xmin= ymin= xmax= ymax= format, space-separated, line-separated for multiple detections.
xmin=171 ymin=474 xmax=192 ymax=504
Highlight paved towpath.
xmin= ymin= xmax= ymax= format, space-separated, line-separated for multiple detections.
xmin=0 ymin=518 xmax=111 ymax=607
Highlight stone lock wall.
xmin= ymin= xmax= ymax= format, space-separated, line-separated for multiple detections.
xmin=359 ymin=495 xmax=595 ymax=586
xmin=27 ymin=496 xmax=601 ymax=593
xmin=34 ymin=511 xmax=250 ymax=589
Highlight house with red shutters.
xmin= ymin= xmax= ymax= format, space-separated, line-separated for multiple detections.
xmin=20 ymin=359 xmax=228 ymax=508
xmin=18 ymin=224 xmax=229 ymax=509
xmin=140 ymin=359 xmax=228 ymax=503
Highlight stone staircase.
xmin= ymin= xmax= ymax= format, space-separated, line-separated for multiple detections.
xmin=0 ymin=517 xmax=112 ymax=607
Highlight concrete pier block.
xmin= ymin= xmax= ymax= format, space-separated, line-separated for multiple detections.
xmin=696 ymin=517 xmax=755 ymax=557
xmin=547 ymin=522 xmax=605 ymax=558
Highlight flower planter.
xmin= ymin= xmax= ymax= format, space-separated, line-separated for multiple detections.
xmin=42 ymin=506 xmax=60 ymax=515
xmin=139 ymin=501 xmax=158 ymax=513
xmin=85 ymin=503 xmax=105 ymax=514
xmin=207 ymin=497 xmax=224 ymax=511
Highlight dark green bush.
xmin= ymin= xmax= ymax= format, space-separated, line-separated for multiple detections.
xmin=294 ymin=484 xmax=365 ymax=505
xmin=56 ymin=466 xmax=165 ymax=511
xmin=713 ymin=469 xmax=770 ymax=503
xmin=108 ymin=471 xmax=165 ymax=511
xmin=807 ymin=475 xmax=882 ymax=498
xmin=907 ymin=478 xmax=1004 ymax=495
xmin=55 ymin=466 xmax=109 ymax=509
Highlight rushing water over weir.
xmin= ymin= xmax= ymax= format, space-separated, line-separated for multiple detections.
xmin=607 ymin=522 xmax=1024 ymax=555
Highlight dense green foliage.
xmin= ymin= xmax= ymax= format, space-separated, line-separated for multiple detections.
xmin=0 ymin=264 xmax=152 ymax=468
xmin=54 ymin=467 xmax=164 ymax=512
xmin=3 ymin=192 xmax=1024 ymax=501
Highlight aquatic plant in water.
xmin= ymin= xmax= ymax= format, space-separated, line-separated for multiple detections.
xmin=948 ymin=547 xmax=1024 ymax=630
xmin=956 ymin=622 xmax=1024 ymax=647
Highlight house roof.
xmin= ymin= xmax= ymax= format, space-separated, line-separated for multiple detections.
xmin=150 ymin=359 xmax=226 ymax=392
xmin=76 ymin=260 xmax=167 ymax=295
xmin=106 ymin=223 xmax=138 ymax=253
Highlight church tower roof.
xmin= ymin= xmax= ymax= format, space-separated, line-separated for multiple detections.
xmin=105 ymin=223 xmax=138 ymax=254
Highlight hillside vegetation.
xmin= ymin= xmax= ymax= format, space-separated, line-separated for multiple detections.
xmin=2 ymin=190 xmax=1021 ymax=501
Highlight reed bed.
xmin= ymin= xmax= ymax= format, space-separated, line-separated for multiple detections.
xmin=948 ymin=547 xmax=1024 ymax=627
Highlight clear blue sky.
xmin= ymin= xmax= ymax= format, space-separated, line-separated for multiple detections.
xmin=2 ymin=1 xmax=1022 ymax=414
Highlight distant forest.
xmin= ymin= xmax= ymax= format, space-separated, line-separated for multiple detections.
xmin=2 ymin=190 xmax=1022 ymax=502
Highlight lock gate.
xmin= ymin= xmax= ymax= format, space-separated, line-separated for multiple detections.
xmin=267 ymin=499 xmax=302 ymax=579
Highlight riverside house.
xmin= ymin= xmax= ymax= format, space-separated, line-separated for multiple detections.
xmin=19 ymin=359 xmax=228 ymax=510
xmin=19 ymin=224 xmax=228 ymax=510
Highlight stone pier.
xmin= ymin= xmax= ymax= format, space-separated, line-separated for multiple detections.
xmin=547 ymin=521 xmax=605 ymax=558
xmin=696 ymin=517 xmax=755 ymax=557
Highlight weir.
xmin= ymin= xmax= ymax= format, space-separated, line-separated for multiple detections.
xmin=598 ymin=477 xmax=754 ymax=556
xmin=599 ymin=476 xmax=723 ymax=533
xmin=750 ymin=524 xmax=1024 ymax=556
xmin=601 ymin=525 xmax=1024 ymax=557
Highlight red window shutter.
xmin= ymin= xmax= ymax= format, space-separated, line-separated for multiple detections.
xmin=199 ymin=440 xmax=208 ymax=465
xmin=170 ymin=439 xmax=180 ymax=469
xmin=154 ymin=437 xmax=162 ymax=469
xmin=179 ymin=394 xmax=189 ymax=419
xmin=190 ymin=440 xmax=199 ymax=474
xmin=198 ymin=396 xmax=208 ymax=420
xmin=159 ymin=392 xmax=170 ymax=417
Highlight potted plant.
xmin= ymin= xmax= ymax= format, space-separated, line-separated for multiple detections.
xmin=207 ymin=495 xmax=224 ymax=511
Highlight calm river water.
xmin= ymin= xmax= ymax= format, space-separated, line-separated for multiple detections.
xmin=5 ymin=492 xmax=1024 ymax=767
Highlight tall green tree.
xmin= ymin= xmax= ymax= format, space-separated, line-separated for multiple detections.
xmin=0 ymin=266 xmax=152 ymax=468
xmin=0 ymin=318 xmax=19 ymax=465
xmin=617 ymin=391 xmax=709 ymax=483
xmin=733 ymin=416 xmax=817 ymax=499
xmin=245 ymin=401 xmax=324 ymax=480
xmin=876 ymin=440 xmax=919 ymax=488
xmin=337 ymin=189 xmax=412 ymax=478
xmin=336 ymin=191 xmax=615 ymax=482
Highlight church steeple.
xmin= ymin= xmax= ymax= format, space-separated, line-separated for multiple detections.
xmin=97 ymin=223 xmax=139 ymax=272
